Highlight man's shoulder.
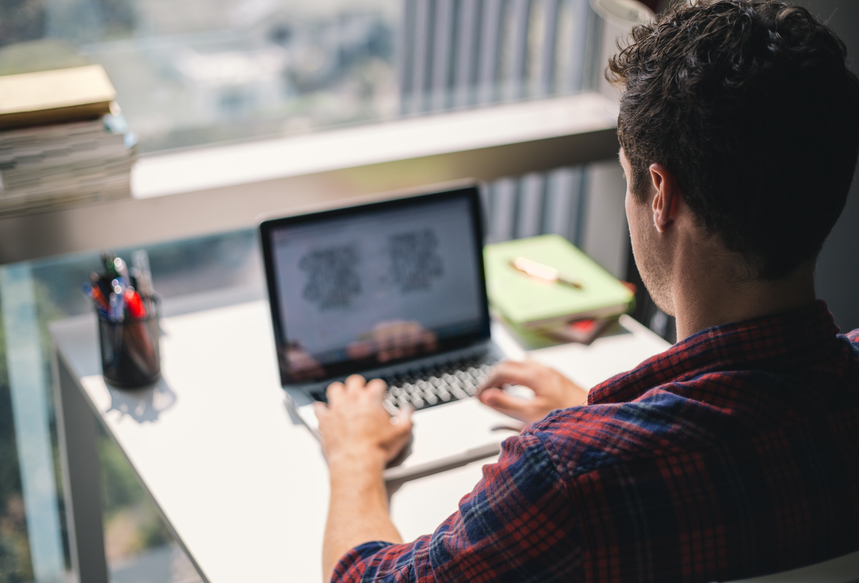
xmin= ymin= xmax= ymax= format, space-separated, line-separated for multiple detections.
xmin=523 ymin=392 xmax=704 ymax=478
xmin=525 ymin=363 xmax=859 ymax=481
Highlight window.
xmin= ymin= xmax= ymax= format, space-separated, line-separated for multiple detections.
xmin=1 ymin=0 xmax=598 ymax=153
xmin=0 ymin=1 xmax=610 ymax=580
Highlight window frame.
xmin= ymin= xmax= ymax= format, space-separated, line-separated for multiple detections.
xmin=0 ymin=92 xmax=619 ymax=265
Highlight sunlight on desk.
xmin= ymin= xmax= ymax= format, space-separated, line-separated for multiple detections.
xmin=52 ymin=299 xmax=669 ymax=582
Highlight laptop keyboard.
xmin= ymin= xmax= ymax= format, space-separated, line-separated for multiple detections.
xmin=309 ymin=351 xmax=499 ymax=414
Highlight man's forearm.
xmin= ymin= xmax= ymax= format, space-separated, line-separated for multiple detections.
xmin=322 ymin=452 xmax=403 ymax=582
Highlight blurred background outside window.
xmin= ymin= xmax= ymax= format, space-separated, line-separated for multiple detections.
xmin=1 ymin=0 xmax=598 ymax=153
xmin=0 ymin=1 xmax=606 ymax=581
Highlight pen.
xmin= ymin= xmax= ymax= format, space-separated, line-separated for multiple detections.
xmin=112 ymin=256 xmax=131 ymax=283
xmin=82 ymin=283 xmax=110 ymax=315
xmin=123 ymin=288 xmax=147 ymax=319
xmin=132 ymin=250 xmax=154 ymax=311
xmin=510 ymin=257 xmax=583 ymax=289
xmin=101 ymin=251 xmax=119 ymax=278
xmin=110 ymin=278 xmax=129 ymax=322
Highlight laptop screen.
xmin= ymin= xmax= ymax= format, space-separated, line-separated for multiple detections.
xmin=260 ymin=187 xmax=491 ymax=384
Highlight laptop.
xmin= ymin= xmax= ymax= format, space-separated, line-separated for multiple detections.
xmin=259 ymin=185 xmax=524 ymax=481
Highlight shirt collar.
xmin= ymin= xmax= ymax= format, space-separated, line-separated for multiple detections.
xmin=589 ymin=300 xmax=839 ymax=405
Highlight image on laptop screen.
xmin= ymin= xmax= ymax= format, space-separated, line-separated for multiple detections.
xmin=263 ymin=189 xmax=489 ymax=384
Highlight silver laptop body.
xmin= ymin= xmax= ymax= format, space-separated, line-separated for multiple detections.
xmin=260 ymin=186 xmax=522 ymax=481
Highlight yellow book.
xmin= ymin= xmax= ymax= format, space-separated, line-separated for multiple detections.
xmin=484 ymin=234 xmax=635 ymax=328
xmin=0 ymin=65 xmax=116 ymax=130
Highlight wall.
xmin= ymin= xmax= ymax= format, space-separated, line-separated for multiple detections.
xmin=800 ymin=0 xmax=859 ymax=332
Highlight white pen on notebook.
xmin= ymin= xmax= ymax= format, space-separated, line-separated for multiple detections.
xmin=509 ymin=257 xmax=584 ymax=289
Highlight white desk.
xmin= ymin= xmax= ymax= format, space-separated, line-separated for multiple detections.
xmin=50 ymin=297 xmax=669 ymax=583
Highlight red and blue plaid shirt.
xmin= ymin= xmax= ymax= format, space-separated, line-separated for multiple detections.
xmin=333 ymin=301 xmax=859 ymax=582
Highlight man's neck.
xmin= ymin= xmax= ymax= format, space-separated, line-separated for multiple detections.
xmin=670 ymin=255 xmax=817 ymax=342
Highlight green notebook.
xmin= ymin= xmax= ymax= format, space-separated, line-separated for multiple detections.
xmin=484 ymin=235 xmax=635 ymax=328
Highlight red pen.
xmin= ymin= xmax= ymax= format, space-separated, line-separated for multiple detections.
xmin=123 ymin=289 xmax=147 ymax=319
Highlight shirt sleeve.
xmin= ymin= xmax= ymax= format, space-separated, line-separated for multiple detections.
xmin=331 ymin=431 xmax=579 ymax=583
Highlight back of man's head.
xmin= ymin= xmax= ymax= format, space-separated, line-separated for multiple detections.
xmin=609 ymin=0 xmax=859 ymax=279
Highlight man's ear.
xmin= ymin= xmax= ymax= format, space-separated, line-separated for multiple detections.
xmin=648 ymin=163 xmax=681 ymax=233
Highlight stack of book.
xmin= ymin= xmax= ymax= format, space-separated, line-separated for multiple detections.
xmin=484 ymin=235 xmax=636 ymax=345
xmin=0 ymin=65 xmax=137 ymax=216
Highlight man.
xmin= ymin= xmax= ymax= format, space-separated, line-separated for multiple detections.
xmin=314 ymin=1 xmax=859 ymax=581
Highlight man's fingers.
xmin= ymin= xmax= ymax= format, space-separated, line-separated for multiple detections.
xmin=366 ymin=378 xmax=388 ymax=399
xmin=313 ymin=401 xmax=329 ymax=419
xmin=479 ymin=360 xmax=546 ymax=394
xmin=344 ymin=374 xmax=367 ymax=391
xmin=390 ymin=406 xmax=413 ymax=441
xmin=385 ymin=408 xmax=414 ymax=461
xmin=478 ymin=387 xmax=536 ymax=422
xmin=326 ymin=381 xmax=346 ymax=405
xmin=327 ymin=375 xmax=390 ymax=412
xmin=392 ymin=404 xmax=413 ymax=427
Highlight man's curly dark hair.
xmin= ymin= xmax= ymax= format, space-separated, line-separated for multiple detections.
xmin=608 ymin=0 xmax=859 ymax=279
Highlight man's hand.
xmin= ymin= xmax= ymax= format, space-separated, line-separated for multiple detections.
xmin=477 ymin=360 xmax=588 ymax=424
xmin=315 ymin=374 xmax=413 ymax=470
xmin=316 ymin=375 xmax=413 ymax=581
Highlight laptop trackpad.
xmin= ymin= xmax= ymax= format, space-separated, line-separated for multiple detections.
xmin=391 ymin=399 xmax=523 ymax=480
xmin=298 ymin=398 xmax=524 ymax=482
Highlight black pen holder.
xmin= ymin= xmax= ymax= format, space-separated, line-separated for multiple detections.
xmin=98 ymin=298 xmax=161 ymax=389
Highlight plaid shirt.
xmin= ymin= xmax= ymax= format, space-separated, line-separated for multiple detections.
xmin=333 ymin=301 xmax=859 ymax=582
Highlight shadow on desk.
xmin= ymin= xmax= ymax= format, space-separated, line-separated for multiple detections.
xmin=106 ymin=378 xmax=177 ymax=423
